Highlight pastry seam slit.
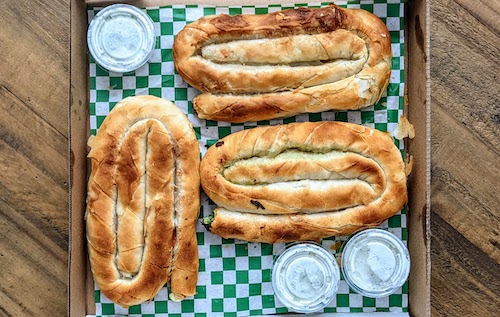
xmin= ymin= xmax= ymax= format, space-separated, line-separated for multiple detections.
xmin=112 ymin=121 xmax=153 ymax=281
xmin=219 ymin=147 xmax=390 ymax=207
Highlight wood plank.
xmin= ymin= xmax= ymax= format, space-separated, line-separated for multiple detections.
xmin=431 ymin=0 xmax=500 ymax=152
xmin=0 ymin=4 xmax=69 ymax=314
xmin=431 ymin=212 xmax=500 ymax=316
xmin=0 ymin=199 xmax=67 ymax=317
xmin=0 ymin=137 xmax=68 ymax=250
xmin=431 ymin=0 xmax=500 ymax=314
xmin=431 ymin=102 xmax=500 ymax=262
xmin=431 ymin=0 xmax=500 ymax=260
xmin=454 ymin=0 xmax=500 ymax=35
xmin=0 ymin=85 xmax=68 ymax=188
xmin=0 ymin=0 xmax=69 ymax=136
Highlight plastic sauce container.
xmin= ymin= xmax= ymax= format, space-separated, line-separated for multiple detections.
xmin=341 ymin=229 xmax=410 ymax=298
xmin=87 ymin=4 xmax=156 ymax=73
xmin=272 ymin=243 xmax=340 ymax=313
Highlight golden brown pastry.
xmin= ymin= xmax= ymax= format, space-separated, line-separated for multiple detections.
xmin=85 ymin=95 xmax=200 ymax=307
xmin=173 ymin=5 xmax=392 ymax=122
xmin=200 ymin=122 xmax=407 ymax=243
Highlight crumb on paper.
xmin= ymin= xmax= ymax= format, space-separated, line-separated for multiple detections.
xmin=169 ymin=293 xmax=185 ymax=302
xmin=404 ymin=154 xmax=414 ymax=176
xmin=394 ymin=116 xmax=415 ymax=140
xmin=330 ymin=240 xmax=342 ymax=251
xmin=87 ymin=135 xmax=95 ymax=147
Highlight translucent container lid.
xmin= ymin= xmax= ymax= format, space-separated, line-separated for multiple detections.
xmin=341 ymin=229 xmax=410 ymax=298
xmin=87 ymin=4 xmax=156 ymax=73
xmin=272 ymin=242 xmax=340 ymax=313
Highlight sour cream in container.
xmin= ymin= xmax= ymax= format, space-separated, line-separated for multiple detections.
xmin=341 ymin=229 xmax=410 ymax=298
xmin=272 ymin=242 xmax=340 ymax=313
xmin=87 ymin=4 xmax=156 ymax=73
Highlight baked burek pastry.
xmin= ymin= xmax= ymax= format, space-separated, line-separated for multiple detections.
xmin=85 ymin=96 xmax=200 ymax=307
xmin=200 ymin=122 xmax=407 ymax=243
xmin=173 ymin=5 xmax=391 ymax=122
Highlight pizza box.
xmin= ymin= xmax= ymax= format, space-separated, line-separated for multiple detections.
xmin=68 ymin=0 xmax=430 ymax=316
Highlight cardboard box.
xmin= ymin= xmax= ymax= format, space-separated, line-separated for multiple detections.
xmin=69 ymin=1 xmax=430 ymax=315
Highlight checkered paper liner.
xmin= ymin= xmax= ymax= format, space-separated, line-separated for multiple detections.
xmin=87 ymin=1 xmax=407 ymax=315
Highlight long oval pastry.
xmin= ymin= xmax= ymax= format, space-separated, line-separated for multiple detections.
xmin=85 ymin=96 xmax=200 ymax=307
xmin=173 ymin=5 xmax=391 ymax=122
xmin=200 ymin=122 xmax=407 ymax=243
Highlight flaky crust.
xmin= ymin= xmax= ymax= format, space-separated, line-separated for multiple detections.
xmin=200 ymin=122 xmax=407 ymax=243
xmin=85 ymin=96 xmax=200 ymax=307
xmin=173 ymin=5 xmax=392 ymax=122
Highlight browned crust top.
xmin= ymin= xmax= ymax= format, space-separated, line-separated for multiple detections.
xmin=200 ymin=121 xmax=407 ymax=242
xmin=85 ymin=96 xmax=200 ymax=307
xmin=174 ymin=5 xmax=390 ymax=67
xmin=173 ymin=5 xmax=392 ymax=122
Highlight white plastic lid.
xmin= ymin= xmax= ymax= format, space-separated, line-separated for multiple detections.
xmin=87 ymin=4 xmax=156 ymax=73
xmin=341 ymin=229 xmax=410 ymax=298
xmin=272 ymin=243 xmax=340 ymax=313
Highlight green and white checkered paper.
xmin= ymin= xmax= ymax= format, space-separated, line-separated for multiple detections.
xmin=88 ymin=1 xmax=408 ymax=315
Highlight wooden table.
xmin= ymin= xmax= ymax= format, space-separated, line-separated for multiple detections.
xmin=0 ymin=0 xmax=498 ymax=316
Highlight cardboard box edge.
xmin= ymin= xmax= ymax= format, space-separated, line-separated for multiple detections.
xmin=68 ymin=1 xmax=431 ymax=316
xmin=406 ymin=0 xmax=431 ymax=316
xmin=69 ymin=0 xmax=93 ymax=316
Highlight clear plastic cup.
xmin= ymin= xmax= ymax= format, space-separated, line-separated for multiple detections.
xmin=87 ymin=4 xmax=156 ymax=73
xmin=341 ymin=229 xmax=410 ymax=298
xmin=272 ymin=242 xmax=340 ymax=313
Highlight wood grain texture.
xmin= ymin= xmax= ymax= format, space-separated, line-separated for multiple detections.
xmin=0 ymin=0 xmax=69 ymax=316
xmin=430 ymin=0 xmax=500 ymax=315
xmin=0 ymin=0 xmax=498 ymax=316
